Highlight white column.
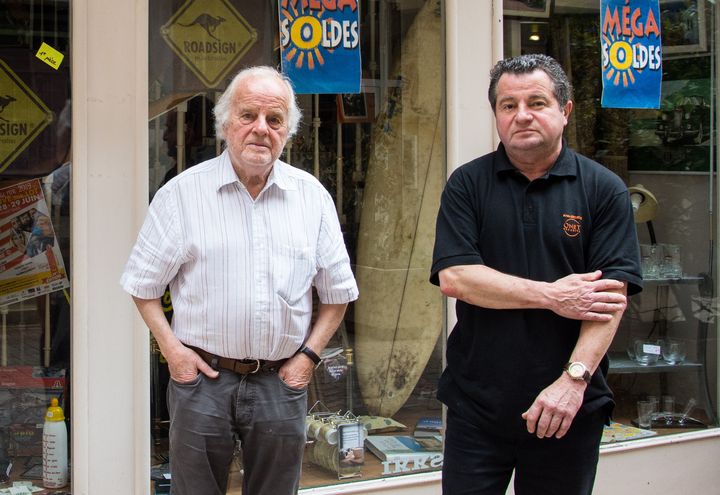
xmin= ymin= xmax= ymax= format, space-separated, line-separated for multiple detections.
xmin=72 ymin=0 xmax=150 ymax=493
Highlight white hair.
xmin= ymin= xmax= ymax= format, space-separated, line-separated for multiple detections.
xmin=213 ymin=66 xmax=301 ymax=141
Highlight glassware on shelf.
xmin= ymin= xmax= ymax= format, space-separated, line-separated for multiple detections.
xmin=661 ymin=340 xmax=687 ymax=365
xmin=634 ymin=340 xmax=661 ymax=365
xmin=659 ymin=243 xmax=682 ymax=279
xmin=640 ymin=244 xmax=661 ymax=279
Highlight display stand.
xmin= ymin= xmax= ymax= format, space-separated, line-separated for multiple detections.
xmin=611 ymin=274 xmax=717 ymax=425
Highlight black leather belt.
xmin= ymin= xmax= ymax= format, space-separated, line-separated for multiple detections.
xmin=189 ymin=346 xmax=287 ymax=374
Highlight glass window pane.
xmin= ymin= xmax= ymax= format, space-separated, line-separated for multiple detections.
xmin=0 ymin=0 xmax=72 ymax=488
xmin=148 ymin=0 xmax=445 ymax=490
xmin=504 ymin=0 xmax=718 ymax=443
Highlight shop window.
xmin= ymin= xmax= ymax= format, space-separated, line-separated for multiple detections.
xmin=147 ymin=0 xmax=445 ymax=491
xmin=0 ymin=0 xmax=72 ymax=490
xmin=504 ymin=0 xmax=718 ymax=444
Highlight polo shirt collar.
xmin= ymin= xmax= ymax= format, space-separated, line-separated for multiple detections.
xmin=495 ymin=140 xmax=577 ymax=179
xmin=215 ymin=150 xmax=297 ymax=192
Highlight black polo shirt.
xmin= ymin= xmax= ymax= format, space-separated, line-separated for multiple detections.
xmin=430 ymin=143 xmax=643 ymax=438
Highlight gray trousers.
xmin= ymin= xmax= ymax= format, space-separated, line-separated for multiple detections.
xmin=167 ymin=369 xmax=308 ymax=495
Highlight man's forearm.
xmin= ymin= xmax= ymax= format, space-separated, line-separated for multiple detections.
xmin=438 ymin=264 xmax=550 ymax=309
xmin=132 ymin=296 xmax=183 ymax=357
xmin=303 ymin=302 xmax=348 ymax=355
xmin=438 ymin=264 xmax=626 ymax=322
xmin=568 ymin=284 xmax=628 ymax=374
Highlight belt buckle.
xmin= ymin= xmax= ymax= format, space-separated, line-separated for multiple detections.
xmin=246 ymin=359 xmax=261 ymax=374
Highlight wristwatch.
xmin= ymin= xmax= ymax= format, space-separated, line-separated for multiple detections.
xmin=564 ymin=361 xmax=591 ymax=383
xmin=298 ymin=345 xmax=322 ymax=367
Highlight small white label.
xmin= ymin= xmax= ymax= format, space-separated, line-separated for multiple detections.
xmin=643 ymin=344 xmax=662 ymax=355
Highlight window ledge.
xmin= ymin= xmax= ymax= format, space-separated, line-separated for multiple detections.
xmin=299 ymin=471 xmax=442 ymax=495
xmin=600 ymin=428 xmax=720 ymax=455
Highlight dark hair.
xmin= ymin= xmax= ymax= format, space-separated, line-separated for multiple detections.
xmin=488 ymin=54 xmax=573 ymax=111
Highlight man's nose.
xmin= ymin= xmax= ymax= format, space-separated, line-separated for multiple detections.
xmin=251 ymin=115 xmax=270 ymax=134
xmin=515 ymin=103 xmax=533 ymax=121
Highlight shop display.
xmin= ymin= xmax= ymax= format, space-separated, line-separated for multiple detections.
xmin=306 ymin=404 xmax=365 ymax=479
xmin=354 ymin=0 xmax=444 ymax=419
xmin=364 ymin=434 xmax=443 ymax=476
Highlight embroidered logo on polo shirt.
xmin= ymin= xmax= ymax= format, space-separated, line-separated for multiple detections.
xmin=562 ymin=214 xmax=582 ymax=238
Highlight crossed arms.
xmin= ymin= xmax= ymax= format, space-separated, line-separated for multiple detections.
xmin=438 ymin=264 xmax=628 ymax=439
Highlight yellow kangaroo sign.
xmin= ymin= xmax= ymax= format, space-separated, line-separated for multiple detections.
xmin=0 ymin=59 xmax=53 ymax=173
xmin=161 ymin=0 xmax=258 ymax=88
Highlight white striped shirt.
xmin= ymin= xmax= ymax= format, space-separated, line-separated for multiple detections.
xmin=121 ymin=150 xmax=359 ymax=360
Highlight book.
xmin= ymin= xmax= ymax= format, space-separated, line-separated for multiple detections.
xmin=601 ymin=421 xmax=658 ymax=444
xmin=414 ymin=416 xmax=443 ymax=438
xmin=415 ymin=416 xmax=442 ymax=431
xmin=365 ymin=435 xmax=443 ymax=462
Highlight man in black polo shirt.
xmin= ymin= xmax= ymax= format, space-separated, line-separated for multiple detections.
xmin=430 ymin=54 xmax=642 ymax=495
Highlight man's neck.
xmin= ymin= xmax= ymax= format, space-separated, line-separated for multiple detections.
xmin=235 ymin=164 xmax=274 ymax=199
xmin=506 ymin=145 xmax=562 ymax=181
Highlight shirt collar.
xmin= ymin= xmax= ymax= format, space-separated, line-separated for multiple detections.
xmin=215 ymin=150 xmax=297 ymax=192
xmin=494 ymin=140 xmax=577 ymax=179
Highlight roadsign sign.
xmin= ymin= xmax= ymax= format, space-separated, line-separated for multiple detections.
xmin=161 ymin=0 xmax=258 ymax=88
xmin=0 ymin=59 xmax=53 ymax=173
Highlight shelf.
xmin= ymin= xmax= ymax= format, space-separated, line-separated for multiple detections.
xmin=641 ymin=275 xmax=704 ymax=285
xmin=608 ymin=352 xmax=702 ymax=374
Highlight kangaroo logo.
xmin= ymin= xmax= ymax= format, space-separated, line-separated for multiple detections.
xmin=178 ymin=14 xmax=226 ymax=40
xmin=0 ymin=95 xmax=17 ymax=122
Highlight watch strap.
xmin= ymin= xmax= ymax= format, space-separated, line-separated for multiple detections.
xmin=298 ymin=345 xmax=322 ymax=366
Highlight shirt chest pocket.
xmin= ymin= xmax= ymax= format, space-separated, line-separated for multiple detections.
xmin=272 ymin=244 xmax=317 ymax=305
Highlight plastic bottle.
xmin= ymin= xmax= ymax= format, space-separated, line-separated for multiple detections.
xmin=42 ymin=397 xmax=68 ymax=488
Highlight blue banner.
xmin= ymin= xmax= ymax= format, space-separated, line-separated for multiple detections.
xmin=600 ymin=0 xmax=662 ymax=109
xmin=279 ymin=0 xmax=361 ymax=94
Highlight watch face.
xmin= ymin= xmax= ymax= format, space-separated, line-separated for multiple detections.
xmin=568 ymin=363 xmax=585 ymax=378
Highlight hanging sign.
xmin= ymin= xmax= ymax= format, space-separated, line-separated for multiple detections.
xmin=600 ymin=0 xmax=662 ymax=109
xmin=0 ymin=179 xmax=69 ymax=306
xmin=279 ymin=0 xmax=361 ymax=94
xmin=0 ymin=59 xmax=53 ymax=174
xmin=161 ymin=0 xmax=258 ymax=88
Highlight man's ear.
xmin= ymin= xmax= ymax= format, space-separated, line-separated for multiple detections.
xmin=562 ymin=100 xmax=573 ymax=123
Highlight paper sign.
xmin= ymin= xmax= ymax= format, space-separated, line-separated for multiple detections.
xmin=35 ymin=42 xmax=64 ymax=70
xmin=279 ymin=0 xmax=361 ymax=94
xmin=600 ymin=0 xmax=662 ymax=108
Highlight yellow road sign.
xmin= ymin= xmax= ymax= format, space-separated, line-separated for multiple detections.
xmin=161 ymin=0 xmax=258 ymax=88
xmin=0 ymin=59 xmax=53 ymax=173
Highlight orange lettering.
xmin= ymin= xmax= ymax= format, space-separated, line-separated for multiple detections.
xmin=631 ymin=9 xmax=643 ymax=36
xmin=337 ymin=0 xmax=358 ymax=11
xmin=645 ymin=9 xmax=660 ymax=37
xmin=622 ymin=6 xmax=631 ymax=36
xmin=603 ymin=6 xmax=621 ymax=36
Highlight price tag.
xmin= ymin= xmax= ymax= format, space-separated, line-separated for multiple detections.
xmin=35 ymin=42 xmax=65 ymax=70
xmin=643 ymin=343 xmax=662 ymax=355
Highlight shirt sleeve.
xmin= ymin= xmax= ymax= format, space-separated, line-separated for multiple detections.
xmin=313 ymin=189 xmax=359 ymax=304
xmin=587 ymin=188 xmax=643 ymax=295
xmin=429 ymin=168 xmax=485 ymax=286
xmin=119 ymin=185 xmax=187 ymax=299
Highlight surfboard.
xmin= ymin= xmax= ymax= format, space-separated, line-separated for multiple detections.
xmin=354 ymin=0 xmax=444 ymax=418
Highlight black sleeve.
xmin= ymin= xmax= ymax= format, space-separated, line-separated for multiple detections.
xmin=430 ymin=167 xmax=485 ymax=286
xmin=587 ymin=187 xmax=643 ymax=295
